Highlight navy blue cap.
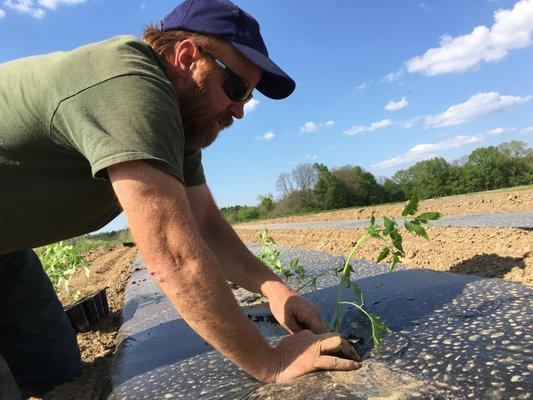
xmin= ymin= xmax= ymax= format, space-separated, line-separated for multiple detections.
xmin=161 ymin=0 xmax=295 ymax=100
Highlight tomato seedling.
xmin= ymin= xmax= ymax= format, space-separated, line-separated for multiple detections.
xmin=257 ymin=229 xmax=305 ymax=279
xmin=332 ymin=194 xmax=442 ymax=351
xmin=38 ymin=241 xmax=90 ymax=300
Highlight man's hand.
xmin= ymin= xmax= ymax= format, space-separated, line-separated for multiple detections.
xmin=267 ymin=284 xmax=327 ymax=334
xmin=267 ymin=330 xmax=361 ymax=383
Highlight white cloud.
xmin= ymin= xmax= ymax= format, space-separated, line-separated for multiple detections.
xmin=521 ymin=126 xmax=533 ymax=135
xmin=343 ymin=119 xmax=393 ymax=136
xmin=243 ymin=98 xmax=259 ymax=115
xmin=38 ymin=0 xmax=85 ymax=9
xmin=299 ymin=120 xmax=335 ymax=133
xmin=257 ymin=131 xmax=275 ymax=141
xmin=372 ymin=134 xmax=485 ymax=169
xmin=4 ymin=0 xmax=44 ymax=18
xmin=3 ymin=0 xmax=84 ymax=18
xmin=486 ymin=127 xmax=517 ymax=135
xmin=399 ymin=116 xmax=423 ymax=128
xmin=425 ymin=92 xmax=531 ymax=128
xmin=385 ymin=96 xmax=409 ymax=111
xmin=407 ymin=0 xmax=533 ymax=76
xmin=418 ymin=2 xmax=431 ymax=11
xmin=300 ymin=121 xmax=319 ymax=133
xmin=382 ymin=68 xmax=404 ymax=83
xmin=0 ymin=9 xmax=5 ymax=18
xmin=304 ymin=153 xmax=317 ymax=160
xmin=140 ymin=3 xmax=146 ymax=10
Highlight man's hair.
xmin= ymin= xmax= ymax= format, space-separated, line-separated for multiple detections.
xmin=143 ymin=25 xmax=230 ymax=62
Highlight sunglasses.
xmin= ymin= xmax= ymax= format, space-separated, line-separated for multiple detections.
xmin=198 ymin=46 xmax=254 ymax=103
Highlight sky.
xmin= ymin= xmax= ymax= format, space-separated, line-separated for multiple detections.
xmin=1 ymin=0 xmax=532 ymax=233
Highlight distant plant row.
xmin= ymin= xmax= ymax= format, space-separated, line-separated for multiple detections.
xmin=221 ymin=140 xmax=532 ymax=223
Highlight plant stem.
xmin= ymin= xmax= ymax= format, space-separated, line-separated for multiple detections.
xmin=339 ymin=301 xmax=380 ymax=349
xmin=334 ymin=232 xmax=370 ymax=332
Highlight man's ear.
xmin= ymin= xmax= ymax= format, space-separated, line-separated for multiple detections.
xmin=170 ymin=39 xmax=199 ymax=79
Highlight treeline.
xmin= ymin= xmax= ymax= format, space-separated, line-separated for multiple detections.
xmin=221 ymin=140 xmax=532 ymax=223
xmin=65 ymin=228 xmax=133 ymax=252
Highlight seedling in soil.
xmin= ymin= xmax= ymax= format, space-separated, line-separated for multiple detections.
xmin=38 ymin=241 xmax=90 ymax=300
xmin=333 ymin=194 xmax=443 ymax=352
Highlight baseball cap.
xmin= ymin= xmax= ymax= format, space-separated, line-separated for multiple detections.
xmin=161 ymin=0 xmax=295 ymax=100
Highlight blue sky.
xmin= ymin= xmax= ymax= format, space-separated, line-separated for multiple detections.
xmin=1 ymin=0 xmax=532 ymax=233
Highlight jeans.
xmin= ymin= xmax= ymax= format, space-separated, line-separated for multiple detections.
xmin=0 ymin=250 xmax=81 ymax=396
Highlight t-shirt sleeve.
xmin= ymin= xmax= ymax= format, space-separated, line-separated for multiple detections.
xmin=51 ymin=73 xmax=188 ymax=185
xmin=183 ymin=149 xmax=206 ymax=187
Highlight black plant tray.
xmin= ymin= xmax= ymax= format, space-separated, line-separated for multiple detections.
xmin=65 ymin=288 xmax=109 ymax=333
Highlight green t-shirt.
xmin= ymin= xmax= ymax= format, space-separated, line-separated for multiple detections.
xmin=0 ymin=35 xmax=206 ymax=253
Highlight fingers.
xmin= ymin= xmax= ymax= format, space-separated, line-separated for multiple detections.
xmin=315 ymin=355 xmax=361 ymax=371
xmin=319 ymin=335 xmax=360 ymax=361
xmin=300 ymin=307 xmax=327 ymax=334
xmin=283 ymin=318 xmax=301 ymax=335
xmin=293 ymin=301 xmax=327 ymax=334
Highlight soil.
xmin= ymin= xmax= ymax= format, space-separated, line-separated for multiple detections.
xmin=248 ymin=361 xmax=429 ymax=399
xmin=235 ymin=186 xmax=533 ymax=285
xmin=236 ymin=186 xmax=533 ymax=226
xmin=237 ymin=226 xmax=532 ymax=285
xmin=29 ymin=245 xmax=137 ymax=400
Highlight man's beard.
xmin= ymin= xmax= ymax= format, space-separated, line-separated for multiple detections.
xmin=178 ymin=76 xmax=234 ymax=150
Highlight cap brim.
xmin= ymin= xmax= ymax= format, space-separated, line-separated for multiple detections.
xmin=231 ymin=42 xmax=295 ymax=100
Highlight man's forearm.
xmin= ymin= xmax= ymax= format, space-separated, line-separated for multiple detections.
xmin=152 ymin=241 xmax=277 ymax=381
xmin=200 ymin=214 xmax=291 ymax=298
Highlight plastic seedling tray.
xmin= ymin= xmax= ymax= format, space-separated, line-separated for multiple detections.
xmin=65 ymin=288 xmax=109 ymax=332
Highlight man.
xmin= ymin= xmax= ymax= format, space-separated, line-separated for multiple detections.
xmin=0 ymin=0 xmax=360 ymax=397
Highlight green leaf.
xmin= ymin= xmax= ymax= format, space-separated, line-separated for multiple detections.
xmin=366 ymin=224 xmax=380 ymax=238
xmin=402 ymin=194 xmax=419 ymax=217
xmin=404 ymin=220 xmax=417 ymax=234
xmin=389 ymin=230 xmax=404 ymax=254
xmin=383 ymin=217 xmax=396 ymax=235
xmin=404 ymin=221 xmax=429 ymax=240
xmin=389 ymin=253 xmax=400 ymax=272
xmin=340 ymin=272 xmax=351 ymax=288
xmin=416 ymin=212 xmax=443 ymax=222
xmin=376 ymin=247 xmax=390 ymax=263
xmin=352 ymin=283 xmax=364 ymax=306
xmin=367 ymin=311 xmax=392 ymax=352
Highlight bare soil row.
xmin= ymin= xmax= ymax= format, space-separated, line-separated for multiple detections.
xmin=32 ymin=245 xmax=137 ymax=400
xmin=237 ymin=227 xmax=532 ymax=285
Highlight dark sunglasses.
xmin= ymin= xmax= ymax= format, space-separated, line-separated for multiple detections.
xmin=198 ymin=46 xmax=254 ymax=103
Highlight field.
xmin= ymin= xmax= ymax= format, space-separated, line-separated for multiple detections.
xmin=31 ymin=186 xmax=531 ymax=399
xmin=236 ymin=186 xmax=532 ymax=285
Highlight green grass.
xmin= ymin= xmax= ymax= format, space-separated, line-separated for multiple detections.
xmin=65 ymin=229 xmax=133 ymax=254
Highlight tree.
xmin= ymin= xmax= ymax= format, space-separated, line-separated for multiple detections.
xmin=498 ymin=140 xmax=530 ymax=158
xmin=271 ymin=190 xmax=315 ymax=217
xmin=462 ymin=146 xmax=512 ymax=191
xmin=378 ymin=177 xmax=405 ymax=203
xmin=291 ymin=163 xmax=318 ymax=192
xmin=313 ymin=163 xmax=348 ymax=210
xmin=276 ymin=172 xmax=295 ymax=198
xmin=257 ymin=194 xmax=275 ymax=218
xmin=332 ymin=165 xmax=382 ymax=206
xmin=391 ymin=158 xmax=454 ymax=199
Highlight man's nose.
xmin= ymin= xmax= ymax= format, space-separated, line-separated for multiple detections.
xmin=228 ymin=101 xmax=245 ymax=120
